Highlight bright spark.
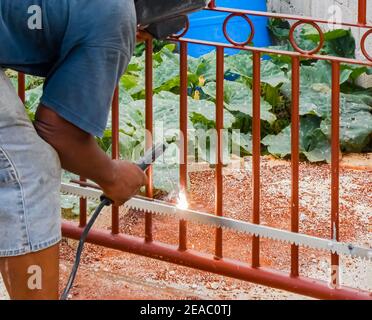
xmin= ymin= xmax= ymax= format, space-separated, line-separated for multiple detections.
xmin=177 ymin=192 xmax=189 ymax=210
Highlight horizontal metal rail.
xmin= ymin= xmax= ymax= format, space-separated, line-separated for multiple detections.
xmin=62 ymin=222 xmax=372 ymax=300
xmin=207 ymin=6 xmax=372 ymax=30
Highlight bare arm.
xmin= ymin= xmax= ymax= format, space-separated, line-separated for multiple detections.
xmin=34 ymin=104 xmax=147 ymax=205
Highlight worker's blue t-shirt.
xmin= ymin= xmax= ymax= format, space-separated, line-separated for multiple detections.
xmin=0 ymin=0 xmax=136 ymax=137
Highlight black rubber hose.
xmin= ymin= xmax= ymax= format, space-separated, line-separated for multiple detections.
xmin=60 ymin=197 xmax=111 ymax=300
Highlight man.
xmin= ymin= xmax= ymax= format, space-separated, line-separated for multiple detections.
xmin=0 ymin=0 xmax=147 ymax=299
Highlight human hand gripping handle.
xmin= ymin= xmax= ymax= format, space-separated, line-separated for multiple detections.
xmin=100 ymin=143 xmax=167 ymax=206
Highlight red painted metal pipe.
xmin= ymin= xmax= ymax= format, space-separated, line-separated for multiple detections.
xmin=79 ymin=177 xmax=87 ymax=228
xmin=290 ymin=56 xmax=300 ymax=277
xmin=207 ymin=6 xmax=372 ymax=30
xmin=215 ymin=46 xmax=224 ymax=260
xmin=145 ymin=38 xmax=154 ymax=242
xmin=175 ymin=38 xmax=372 ymax=67
xmin=331 ymin=61 xmax=341 ymax=285
xmin=62 ymin=221 xmax=372 ymax=300
xmin=358 ymin=0 xmax=367 ymax=25
xmin=111 ymin=87 xmax=120 ymax=235
xmin=112 ymin=88 xmax=120 ymax=161
xmin=208 ymin=0 xmax=215 ymax=9
xmin=289 ymin=21 xmax=325 ymax=55
xmin=251 ymin=51 xmax=261 ymax=268
xmin=17 ymin=73 xmax=25 ymax=103
xmin=361 ymin=29 xmax=372 ymax=62
xmin=179 ymin=42 xmax=188 ymax=251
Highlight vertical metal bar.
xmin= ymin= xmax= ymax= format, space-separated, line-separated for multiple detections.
xmin=145 ymin=38 xmax=154 ymax=242
xmin=208 ymin=0 xmax=216 ymax=9
xmin=18 ymin=73 xmax=25 ymax=103
xmin=291 ymin=56 xmax=300 ymax=277
xmin=79 ymin=177 xmax=87 ymax=228
xmin=215 ymin=46 xmax=224 ymax=259
xmin=331 ymin=61 xmax=340 ymax=284
xmin=252 ymin=51 xmax=261 ymax=268
xmin=111 ymin=87 xmax=120 ymax=235
xmin=358 ymin=0 xmax=367 ymax=25
xmin=179 ymin=42 xmax=188 ymax=251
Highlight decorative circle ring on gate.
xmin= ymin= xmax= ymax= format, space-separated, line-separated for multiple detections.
xmin=223 ymin=13 xmax=255 ymax=47
xmin=289 ymin=20 xmax=325 ymax=55
xmin=172 ymin=16 xmax=190 ymax=39
xmin=361 ymin=29 xmax=372 ymax=62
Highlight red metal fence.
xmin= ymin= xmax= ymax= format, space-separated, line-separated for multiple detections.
xmin=18 ymin=1 xmax=372 ymax=299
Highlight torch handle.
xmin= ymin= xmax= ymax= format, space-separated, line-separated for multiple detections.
xmin=136 ymin=143 xmax=167 ymax=171
xmin=100 ymin=143 xmax=167 ymax=204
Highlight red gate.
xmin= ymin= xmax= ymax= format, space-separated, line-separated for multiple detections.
xmin=18 ymin=1 xmax=372 ymax=300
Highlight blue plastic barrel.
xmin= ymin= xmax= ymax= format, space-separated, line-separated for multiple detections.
xmin=185 ymin=0 xmax=271 ymax=57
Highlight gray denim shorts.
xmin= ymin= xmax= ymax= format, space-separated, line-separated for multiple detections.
xmin=0 ymin=70 xmax=62 ymax=257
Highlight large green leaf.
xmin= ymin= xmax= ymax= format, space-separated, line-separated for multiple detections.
xmin=225 ymin=53 xmax=288 ymax=88
xmin=302 ymin=128 xmax=332 ymax=163
xmin=320 ymin=110 xmax=372 ymax=152
xmin=262 ymin=116 xmax=332 ymax=162
xmin=117 ymin=132 xmax=144 ymax=162
xmin=232 ymin=132 xmax=252 ymax=155
xmin=291 ymin=24 xmax=322 ymax=53
xmin=61 ymin=171 xmax=99 ymax=217
xmin=342 ymin=89 xmax=372 ymax=106
xmin=341 ymin=64 xmax=372 ymax=82
xmin=300 ymin=60 xmax=353 ymax=86
xmin=267 ymin=80 xmax=372 ymax=156
xmin=154 ymin=91 xmax=236 ymax=129
xmin=282 ymin=79 xmax=372 ymax=152
xmin=262 ymin=125 xmax=291 ymax=158
xmin=152 ymin=143 xmax=179 ymax=192
xmin=188 ymin=50 xmax=217 ymax=82
xmin=304 ymin=28 xmax=356 ymax=58
xmin=189 ymin=129 xmax=252 ymax=164
xmin=153 ymin=45 xmax=180 ymax=92
xmin=224 ymin=51 xmax=253 ymax=78
xmin=269 ymin=18 xmax=358 ymax=59
xmin=25 ymin=84 xmax=43 ymax=113
xmin=268 ymin=18 xmax=291 ymax=43
xmin=259 ymin=60 xmax=290 ymax=88
xmin=282 ymin=59 xmax=372 ymax=118
xmin=121 ymin=44 xmax=182 ymax=97
xmin=203 ymin=81 xmax=277 ymax=124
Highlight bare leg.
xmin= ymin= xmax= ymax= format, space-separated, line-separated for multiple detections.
xmin=0 ymin=244 xmax=59 ymax=300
